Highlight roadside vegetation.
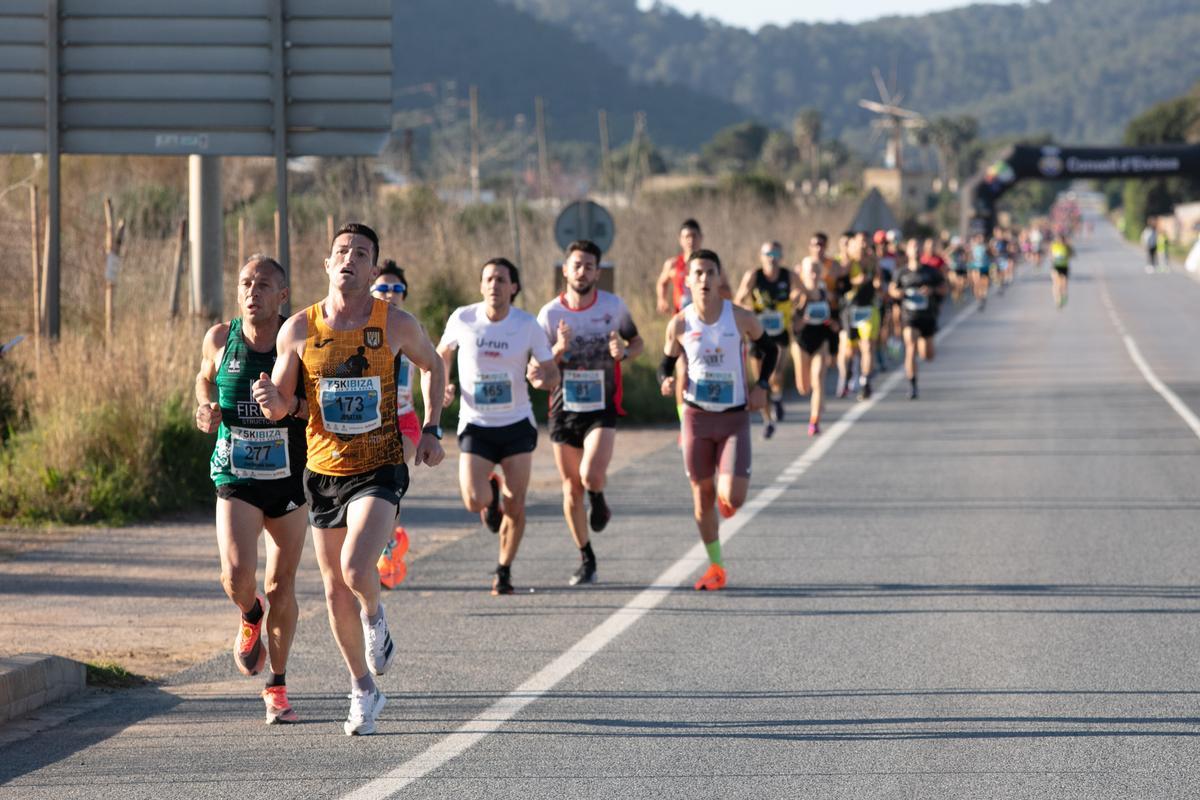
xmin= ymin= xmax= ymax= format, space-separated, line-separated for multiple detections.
xmin=0 ymin=155 xmax=853 ymax=524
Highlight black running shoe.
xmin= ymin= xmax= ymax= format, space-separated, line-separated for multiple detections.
xmin=772 ymin=400 xmax=785 ymax=422
xmin=908 ymin=386 xmax=918 ymax=400
xmin=857 ymin=382 xmax=872 ymax=401
xmin=482 ymin=475 xmax=502 ymax=533
xmin=491 ymin=565 xmax=514 ymax=596
xmin=588 ymin=492 xmax=611 ymax=533
xmin=568 ymin=559 xmax=597 ymax=586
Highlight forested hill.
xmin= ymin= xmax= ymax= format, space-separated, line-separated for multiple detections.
xmin=498 ymin=0 xmax=1200 ymax=145
xmin=392 ymin=0 xmax=748 ymax=151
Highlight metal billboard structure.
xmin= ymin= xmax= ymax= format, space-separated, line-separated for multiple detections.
xmin=0 ymin=0 xmax=393 ymax=335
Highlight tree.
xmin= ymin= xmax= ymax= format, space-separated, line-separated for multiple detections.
xmin=760 ymin=131 xmax=798 ymax=176
xmin=1119 ymin=84 xmax=1200 ymax=233
xmin=699 ymin=121 xmax=770 ymax=174
xmin=792 ymin=108 xmax=823 ymax=181
xmin=923 ymin=115 xmax=979 ymax=185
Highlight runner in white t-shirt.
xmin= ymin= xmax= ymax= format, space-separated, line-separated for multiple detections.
xmin=436 ymin=257 xmax=559 ymax=595
xmin=537 ymin=240 xmax=643 ymax=586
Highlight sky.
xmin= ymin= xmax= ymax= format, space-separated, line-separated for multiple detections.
xmin=639 ymin=0 xmax=1009 ymax=29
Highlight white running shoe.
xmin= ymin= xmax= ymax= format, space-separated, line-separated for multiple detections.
xmin=344 ymin=688 xmax=387 ymax=736
xmin=362 ymin=609 xmax=396 ymax=676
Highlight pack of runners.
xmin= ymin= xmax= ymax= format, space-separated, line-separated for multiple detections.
xmin=194 ymin=217 xmax=1070 ymax=735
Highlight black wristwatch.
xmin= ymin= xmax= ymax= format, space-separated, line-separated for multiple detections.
xmin=422 ymin=424 xmax=443 ymax=440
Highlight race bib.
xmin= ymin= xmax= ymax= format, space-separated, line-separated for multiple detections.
xmin=804 ymin=301 xmax=830 ymax=324
xmin=229 ymin=426 xmax=290 ymax=480
xmin=851 ymin=306 xmax=873 ymax=327
xmin=563 ymin=369 xmax=605 ymax=413
xmin=903 ymin=292 xmax=930 ymax=312
xmin=320 ymin=376 xmax=382 ymax=435
xmin=473 ymin=371 xmax=514 ymax=411
xmin=395 ymin=356 xmax=414 ymax=415
xmin=690 ymin=370 xmax=735 ymax=411
xmin=758 ymin=309 xmax=785 ymax=336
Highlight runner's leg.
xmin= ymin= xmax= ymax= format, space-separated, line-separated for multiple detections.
xmin=216 ymin=497 xmax=263 ymax=614
xmin=552 ymin=442 xmax=588 ymax=549
xmin=497 ymin=451 xmax=533 ymax=567
xmin=261 ymin=505 xmax=307 ymax=675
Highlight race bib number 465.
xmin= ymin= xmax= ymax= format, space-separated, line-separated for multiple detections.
xmin=320 ymin=376 xmax=382 ymax=435
xmin=474 ymin=371 xmax=514 ymax=411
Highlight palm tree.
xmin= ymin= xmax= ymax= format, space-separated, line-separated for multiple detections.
xmin=792 ymin=108 xmax=823 ymax=183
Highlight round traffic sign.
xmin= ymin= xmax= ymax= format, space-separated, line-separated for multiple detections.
xmin=554 ymin=200 xmax=616 ymax=253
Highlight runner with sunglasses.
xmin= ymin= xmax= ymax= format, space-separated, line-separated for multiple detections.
xmin=370 ymin=261 xmax=419 ymax=589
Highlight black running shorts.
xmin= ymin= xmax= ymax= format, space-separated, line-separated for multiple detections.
xmin=303 ymin=464 xmax=409 ymax=529
xmin=905 ymin=317 xmax=938 ymax=339
xmin=797 ymin=325 xmax=830 ymax=356
xmin=216 ymin=477 xmax=305 ymax=520
xmin=549 ymin=409 xmax=616 ymax=450
xmin=458 ymin=419 xmax=538 ymax=464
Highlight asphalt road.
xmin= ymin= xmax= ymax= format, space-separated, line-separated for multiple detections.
xmin=4 ymin=219 xmax=1200 ymax=799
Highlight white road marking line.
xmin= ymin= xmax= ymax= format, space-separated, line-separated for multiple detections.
xmin=339 ymin=301 xmax=978 ymax=800
xmin=1099 ymin=276 xmax=1200 ymax=442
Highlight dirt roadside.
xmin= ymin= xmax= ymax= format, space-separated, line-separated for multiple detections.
xmin=0 ymin=427 xmax=677 ymax=679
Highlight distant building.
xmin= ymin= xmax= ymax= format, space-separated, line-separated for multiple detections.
xmin=863 ymin=167 xmax=934 ymax=217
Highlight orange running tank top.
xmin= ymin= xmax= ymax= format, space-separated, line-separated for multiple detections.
xmin=301 ymin=299 xmax=403 ymax=475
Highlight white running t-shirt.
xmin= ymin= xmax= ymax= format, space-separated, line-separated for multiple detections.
xmin=439 ymin=303 xmax=553 ymax=432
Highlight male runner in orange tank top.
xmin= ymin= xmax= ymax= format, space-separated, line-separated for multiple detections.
xmin=253 ymin=223 xmax=446 ymax=736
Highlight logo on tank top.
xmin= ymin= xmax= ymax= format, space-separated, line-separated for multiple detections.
xmin=364 ymin=327 xmax=383 ymax=349
xmin=313 ymin=337 xmax=334 ymax=349
xmin=477 ymin=337 xmax=510 ymax=358
xmin=236 ymin=401 xmax=265 ymax=422
xmin=701 ymin=347 xmax=725 ymax=366
xmin=330 ymin=347 xmax=370 ymax=378
xmin=227 ymin=358 xmax=241 ymax=374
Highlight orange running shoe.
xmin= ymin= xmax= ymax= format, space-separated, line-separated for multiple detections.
xmin=234 ymin=593 xmax=267 ymax=676
xmin=378 ymin=553 xmax=407 ymax=589
xmin=393 ymin=526 xmax=409 ymax=559
xmin=694 ymin=563 xmax=727 ymax=591
xmin=262 ymin=685 xmax=298 ymax=724
xmin=716 ymin=495 xmax=736 ymax=519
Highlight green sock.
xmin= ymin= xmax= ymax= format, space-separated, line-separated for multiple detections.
xmin=704 ymin=539 xmax=723 ymax=567
xmin=676 ymin=403 xmax=684 ymax=422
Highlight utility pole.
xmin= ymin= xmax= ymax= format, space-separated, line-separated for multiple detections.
xmin=188 ymin=155 xmax=223 ymax=320
xmin=598 ymin=109 xmax=611 ymax=192
xmin=624 ymin=111 xmax=646 ymax=204
xmin=469 ymin=85 xmax=481 ymax=203
xmin=535 ymin=96 xmax=549 ymax=199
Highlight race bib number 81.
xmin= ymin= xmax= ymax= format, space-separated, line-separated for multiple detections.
xmin=320 ymin=376 xmax=382 ymax=435
xmin=563 ymin=369 xmax=605 ymax=412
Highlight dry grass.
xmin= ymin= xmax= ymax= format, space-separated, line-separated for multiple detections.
xmin=0 ymin=154 xmax=854 ymax=522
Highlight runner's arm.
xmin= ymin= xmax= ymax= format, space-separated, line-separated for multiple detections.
xmin=733 ymin=270 xmax=755 ymax=308
xmin=433 ymin=342 xmax=457 ymax=408
xmin=194 ymin=323 xmax=229 ymax=433
xmin=655 ymin=259 xmax=674 ymax=315
xmin=389 ymin=307 xmax=445 ymax=429
xmin=526 ymin=327 xmax=559 ymax=391
xmin=657 ymin=314 xmax=683 ymax=396
xmin=255 ymin=312 xmax=306 ymax=422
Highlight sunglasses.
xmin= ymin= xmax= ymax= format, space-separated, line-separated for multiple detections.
xmin=762 ymin=250 xmax=782 ymax=259
xmin=373 ymin=282 xmax=406 ymax=295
